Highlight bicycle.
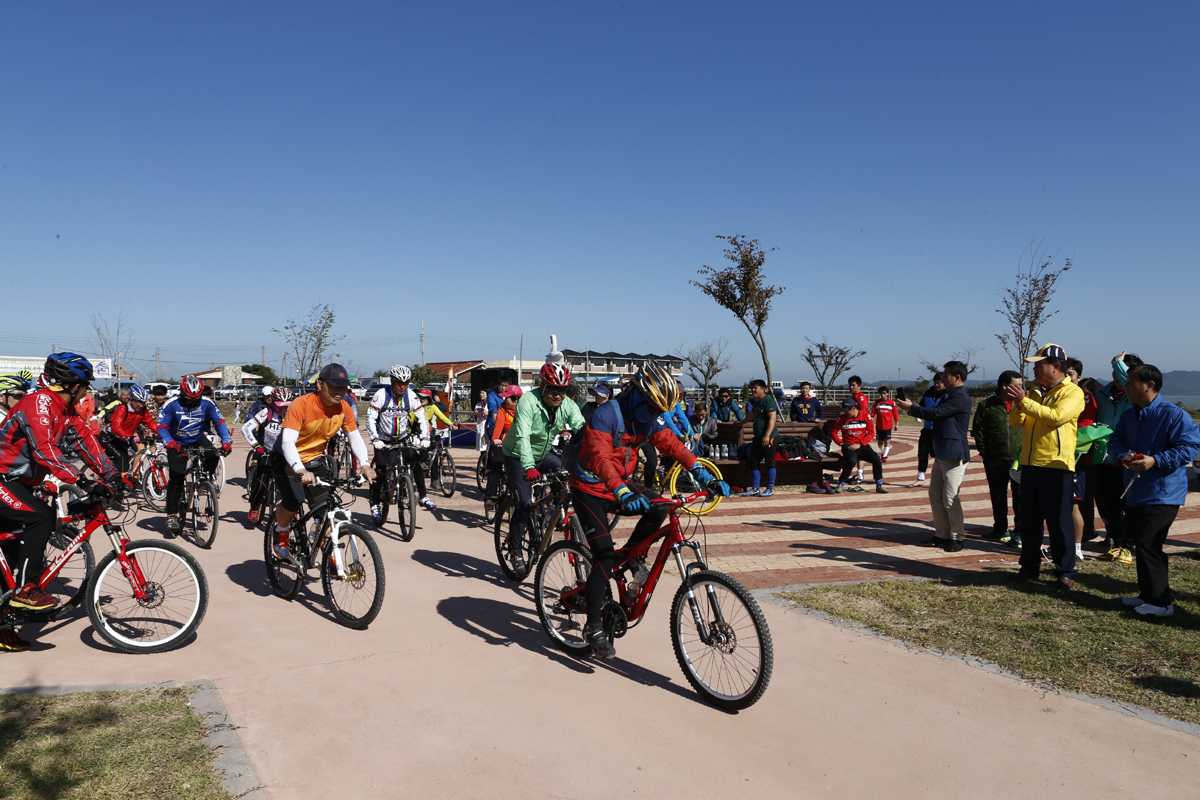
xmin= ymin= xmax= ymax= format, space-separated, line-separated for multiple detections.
xmin=326 ymin=429 xmax=356 ymax=481
xmin=0 ymin=481 xmax=209 ymax=653
xmin=475 ymin=436 xmax=489 ymax=492
xmin=245 ymin=450 xmax=281 ymax=531
xmin=494 ymin=468 xmax=582 ymax=582
xmin=534 ymin=491 xmax=773 ymax=711
xmin=177 ymin=445 xmax=220 ymax=549
xmin=634 ymin=446 xmax=724 ymax=517
xmin=136 ymin=442 xmax=171 ymax=513
xmin=426 ymin=435 xmax=457 ymax=498
xmin=263 ymin=475 xmax=386 ymax=629
xmin=372 ymin=440 xmax=417 ymax=542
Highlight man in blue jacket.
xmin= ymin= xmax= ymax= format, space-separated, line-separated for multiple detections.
xmin=897 ymin=360 xmax=973 ymax=552
xmin=1091 ymin=351 xmax=1143 ymax=561
xmin=711 ymin=388 xmax=744 ymax=423
xmin=1107 ymin=364 xmax=1200 ymax=619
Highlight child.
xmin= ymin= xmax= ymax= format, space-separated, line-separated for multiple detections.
xmin=872 ymin=386 xmax=899 ymax=465
xmin=830 ymin=398 xmax=887 ymax=494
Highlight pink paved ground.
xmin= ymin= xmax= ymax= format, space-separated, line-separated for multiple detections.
xmin=1 ymin=435 xmax=1197 ymax=799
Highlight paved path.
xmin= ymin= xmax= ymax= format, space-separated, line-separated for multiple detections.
xmin=1 ymin=438 xmax=1197 ymax=799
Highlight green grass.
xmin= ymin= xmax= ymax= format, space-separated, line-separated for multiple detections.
xmin=778 ymin=551 xmax=1200 ymax=725
xmin=0 ymin=687 xmax=231 ymax=799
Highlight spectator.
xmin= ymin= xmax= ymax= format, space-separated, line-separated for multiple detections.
xmin=872 ymin=386 xmax=899 ymax=464
xmin=486 ymin=377 xmax=510 ymax=439
xmin=473 ymin=390 xmax=488 ymax=423
xmin=580 ymin=383 xmax=611 ymax=426
xmin=1092 ymin=351 xmax=1144 ymax=563
xmin=1065 ymin=358 xmax=1099 ymax=562
xmin=831 ymin=398 xmax=886 ymax=494
xmin=789 ymin=382 xmax=823 ymax=422
xmin=897 ymin=360 xmax=972 ymax=551
xmin=847 ymin=376 xmax=870 ymax=420
xmin=712 ymin=387 xmax=744 ymax=423
xmin=972 ymin=371 xmax=1024 ymax=546
xmin=911 ymin=374 xmax=945 ymax=486
xmin=689 ymin=402 xmax=718 ymax=457
xmin=740 ymin=379 xmax=779 ymax=497
xmin=1005 ymin=344 xmax=1085 ymax=589
xmin=1108 ymin=365 xmax=1200 ymax=618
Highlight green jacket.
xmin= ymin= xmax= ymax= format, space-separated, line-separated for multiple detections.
xmin=971 ymin=395 xmax=1022 ymax=462
xmin=502 ymin=388 xmax=585 ymax=470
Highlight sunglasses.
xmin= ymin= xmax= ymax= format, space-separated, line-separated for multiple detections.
xmin=543 ymin=388 xmax=566 ymax=398
xmin=4 ymin=391 xmax=26 ymax=401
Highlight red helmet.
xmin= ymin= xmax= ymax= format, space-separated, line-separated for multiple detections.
xmin=417 ymin=388 xmax=433 ymax=399
xmin=540 ymin=362 xmax=571 ymax=388
xmin=180 ymin=375 xmax=204 ymax=401
xmin=271 ymin=387 xmax=292 ymax=403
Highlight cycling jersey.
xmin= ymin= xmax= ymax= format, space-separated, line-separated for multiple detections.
xmin=424 ymin=403 xmax=453 ymax=430
xmin=367 ymin=387 xmax=429 ymax=443
xmin=0 ymin=388 xmax=116 ymax=486
xmin=158 ymin=398 xmax=231 ymax=447
xmin=106 ymin=402 xmax=159 ymax=440
xmin=242 ymin=406 xmax=286 ymax=451
xmin=281 ymin=393 xmax=359 ymax=463
xmin=493 ymin=405 xmax=515 ymax=443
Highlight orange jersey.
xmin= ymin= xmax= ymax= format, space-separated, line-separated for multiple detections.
xmin=283 ymin=393 xmax=357 ymax=463
xmin=493 ymin=405 xmax=515 ymax=443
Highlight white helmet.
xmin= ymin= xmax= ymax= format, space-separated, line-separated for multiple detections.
xmin=261 ymin=385 xmax=275 ymax=397
xmin=390 ymin=365 xmax=412 ymax=383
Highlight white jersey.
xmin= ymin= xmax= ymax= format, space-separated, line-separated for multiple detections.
xmin=367 ymin=387 xmax=430 ymax=443
xmin=241 ymin=406 xmax=285 ymax=451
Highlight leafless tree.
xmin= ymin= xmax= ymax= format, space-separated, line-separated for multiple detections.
xmin=680 ymin=338 xmax=732 ymax=404
xmin=996 ymin=240 xmax=1072 ymax=378
xmin=690 ymin=235 xmax=785 ymax=386
xmin=918 ymin=342 xmax=984 ymax=378
xmin=803 ymin=337 xmax=866 ymax=401
xmin=272 ymin=304 xmax=344 ymax=383
xmin=90 ymin=310 xmax=136 ymax=382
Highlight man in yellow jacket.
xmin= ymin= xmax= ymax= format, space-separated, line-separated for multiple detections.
xmin=1005 ymin=344 xmax=1086 ymax=588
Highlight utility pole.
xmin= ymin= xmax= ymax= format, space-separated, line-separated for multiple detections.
xmin=519 ymin=335 xmax=523 ymax=384
xmin=156 ymin=348 xmax=163 ymax=381
xmin=262 ymin=345 xmax=265 ymax=368
xmin=421 ymin=320 xmax=425 ymax=365
xmin=280 ymin=354 xmax=287 ymax=387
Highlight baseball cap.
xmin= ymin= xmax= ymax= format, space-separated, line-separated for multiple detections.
xmin=499 ymin=385 xmax=523 ymax=398
xmin=840 ymin=398 xmax=858 ymax=413
xmin=587 ymin=383 xmax=612 ymax=397
xmin=1025 ymin=344 xmax=1066 ymax=363
xmin=318 ymin=363 xmax=351 ymax=387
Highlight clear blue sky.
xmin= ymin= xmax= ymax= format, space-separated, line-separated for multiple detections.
xmin=2 ymin=2 xmax=1196 ymax=386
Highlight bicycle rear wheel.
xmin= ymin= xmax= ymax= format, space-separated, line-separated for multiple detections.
xmin=437 ymin=451 xmax=456 ymax=498
xmin=475 ymin=452 xmax=487 ymax=492
xmin=44 ymin=527 xmax=94 ymax=613
xmin=322 ymin=522 xmax=386 ymax=629
xmin=493 ymin=499 xmax=533 ymax=582
xmin=141 ymin=458 xmax=168 ymax=513
xmin=264 ymin=524 xmax=304 ymax=599
xmin=396 ymin=472 xmax=417 ymax=542
xmin=189 ymin=480 xmax=219 ymax=549
xmin=534 ymin=540 xmax=594 ymax=654
xmin=86 ymin=539 xmax=208 ymax=654
xmin=669 ymin=570 xmax=773 ymax=710
xmin=668 ymin=457 xmax=724 ymax=516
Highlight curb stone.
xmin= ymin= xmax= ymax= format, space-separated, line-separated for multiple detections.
xmin=1 ymin=679 xmax=266 ymax=799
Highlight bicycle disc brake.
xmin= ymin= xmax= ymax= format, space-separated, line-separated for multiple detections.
xmin=602 ymin=602 xmax=628 ymax=639
xmin=708 ymin=620 xmax=737 ymax=654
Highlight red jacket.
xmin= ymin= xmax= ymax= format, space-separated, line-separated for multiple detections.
xmin=872 ymin=399 xmax=899 ymax=432
xmin=107 ymin=402 xmax=159 ymax=440
xmin=831 ymin=413 xmax=875 ymax=447
xmin=571 ymin=396 xmax=696 ymax=500
xmin=852 ymin=391 xmax=870 ymax=420
xmin=0 ymin=388 xmax=116 ymax=486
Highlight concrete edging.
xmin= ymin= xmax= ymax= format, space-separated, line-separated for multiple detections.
xmin=1 ymin=679 xmax=265 ymax=799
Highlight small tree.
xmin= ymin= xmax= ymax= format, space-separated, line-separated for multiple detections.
xmin=410 ymin=364 xmax=448 ymax=387
xmin=680 ymin=338 xmax=732 ymax=404
xmin=690 ymin=235 xmax=785 ymax=386
xmin=241 ymin=363 xmax=279 ymax=385
xmin=273 ymin=304 xmax=344 ymax=383
xmin=90 ymin=310 xmax=136 ymax=383
xmin=918 ymin=343 xmax=984 ymax=379
xmin=995 ymin=240 xmax=1072 ymax=378
xmin=803 ymin=337 xmax=865 ymax=401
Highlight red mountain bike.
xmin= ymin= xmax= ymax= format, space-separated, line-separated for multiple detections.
xmin=534 ymin=492 xmax=773 ymax=710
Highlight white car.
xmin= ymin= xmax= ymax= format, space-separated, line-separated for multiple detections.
xmin=349 ymin=383 xmax=367 ymax=400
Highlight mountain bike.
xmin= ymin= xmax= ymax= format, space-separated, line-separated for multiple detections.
xmin=636 ymin=446 xmax=724 ymax=517
xmin=426 ymin=435 xmax=457 ymax=498
xmin=372 ymin=440 xmax=417 ymax=542
xmin=137 ymin=443 xmax=171 ymax=512
xmin=178 ymin=445 xmax=220 ymax=549
xmin=263 ymin=475 xmax=385 ymax=629
xmin=245 ymin=450 xmax=280 ymax=531
xmin=0 ymin=481 xmax=208 ymax=653
xmin=494 ymin=468 xmax=582 ymax=582
xmin=327 ymin=429 xmax=356 ymax=481
xmin=534 ymin=491 xmax=773 ymax=711
xmin=475 ymin=444 xmax=488 ymax=492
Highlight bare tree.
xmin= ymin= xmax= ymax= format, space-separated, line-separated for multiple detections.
xmin=918 ymin=342 xmax=984 ymax=378
xmin=996 ymin=240 xmax=1072 ymax=378
xmin=803 ymin=337 xmax=866 ymax=401
xmin=690 ymin=235 xmax=785 ymax=386
xmin=90 ymin=310 xmax=136 ymax=383
xmin=680 ymin=338 xmax=732 ymax=404
xmin=272 ymin=304 xmax=344 ymax=383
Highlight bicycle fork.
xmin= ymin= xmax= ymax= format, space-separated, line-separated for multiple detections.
xmin=109 ymin=526 xmax=150 ymax=601
xmin=673 ymin=540 xmax=724 ymax=646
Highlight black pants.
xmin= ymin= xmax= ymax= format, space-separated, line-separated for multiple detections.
xmin=99 ymin=433 xmax=134 ymax=478
xmin=1019 ymin=466 xmax=1075 ymax=578
xmin=571 ymin=485 xmax=669 ymax=625
xmin=983 ymin=458 xmax=1021 ymax=536
xmin=369 ymin=446 xmax=428 ymax=504
xmin=247 ymin=451 xmax=273 ymax=510
xmin=1091 ymin=464 xmax=1128 ymax=548
xmin=0 ymin=479 xmax=56 ymax=588
xmin=483 ymin=445 xmax=506 ymax=501
xmin=1127 ymin=504 xmax=1179 ymax=607
xmin=840 ymin=445 xmax=882 ymax=482
xmin=272 ymin=453 xmax=331 ymax=515
xmin=504 ymin=452 xmax=562 ymax=547
xmin=640 ymin=443 xmax=658 ymax=488
xmin=917 ymin=429 xmax=933 ymax=474
xmin=748 ymin=438 xmax=777 ymax=468
xmin=166 ymin=439 xmax=220 ymax=515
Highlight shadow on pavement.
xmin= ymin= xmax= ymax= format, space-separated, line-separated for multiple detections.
xmin=224 ymin=558 xmax=338 ymax=621
xmin=410 ymin=549 xmax=509 ymax=589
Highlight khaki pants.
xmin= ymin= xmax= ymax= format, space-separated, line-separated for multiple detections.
xmin=929 ymin=458 xmax=969 ymax=541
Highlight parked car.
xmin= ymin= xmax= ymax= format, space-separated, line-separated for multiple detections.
xmin=349 ymin=382 xmax=367 ymax=400
xmin=213 ymin=386 xmax=240 ymax=400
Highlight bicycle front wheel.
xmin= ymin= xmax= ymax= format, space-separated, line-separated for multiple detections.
xmin=86 ymin=540 xmax=209 ymax=654
xmin=141 ymin=459 xmax=168 ymax=513
xmin=668 ymin=457 xmax=724 ymax=516
xmin=45 ymin=528 xmax=94 ymax=613
xmin=322 ymin=523 xmax=386 ymax=629
xmin=475 ymin=452 xmax=487 ymax=492
xmin=214 ymin=456 xmax=226 ymax=496
xmin=437 ymin=451 xmax=456 ymax=498
xmin=397 ymin=472 xmax=417 ymax=542
xmin=669 ymin=570 xmax=773 ymax=711
xmin=493 ymin=500 xmax=532 ymax=582
xmin=189 ymin=480 xmax=219 ymax=549
xmin=534 ymin=540 xmax=594 ymax=654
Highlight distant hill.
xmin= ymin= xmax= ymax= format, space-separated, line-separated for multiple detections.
xmin=1164 ymin=371 xmax=1200 ymax=394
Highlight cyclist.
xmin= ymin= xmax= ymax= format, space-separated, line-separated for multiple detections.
xmin=484 ymin=384 xmax=521 ymax=515
xmin=247 ymin=386 xmax=274 ymax=422
xmin=157 ymin=375 xmax=233 ymax=534
xmin=570 ymin=361 xmax=729 ymax=659
xmin=242 ymin=387 xmax=291 ymax=524
xmin=0 ymin=353 xmax=117 ymax=649
xmin=501 ymin=362 xmax=585 ymax=572
xmin=99 ymin=384 xmax=159 ymax=502
xmin=366 ymin=365 xmax=432 ymax=522
xmin=0 ymin=371 xmax=33 ymax=423
xmin=271 ymin=364 xmax=373 ymax=561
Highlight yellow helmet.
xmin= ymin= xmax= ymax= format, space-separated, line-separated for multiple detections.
xmin=631 ymin=360 xmax=679 ymax=414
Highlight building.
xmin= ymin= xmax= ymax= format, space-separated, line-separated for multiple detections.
xmin=560 ymin=349 xmax=684 ymax=380
xmin=194 ymin=367 xmax=263 ymax=388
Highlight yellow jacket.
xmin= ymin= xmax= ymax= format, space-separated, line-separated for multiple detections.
xmin=1008 ymin=378 xmax=1085 ymax=471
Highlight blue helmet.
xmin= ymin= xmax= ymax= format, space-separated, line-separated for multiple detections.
xmin=129 ymin=384 xmax=150 ymax=403
xmin=44 ymin=352 xmax=94 ymax=385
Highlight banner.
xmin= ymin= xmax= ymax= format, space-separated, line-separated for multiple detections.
xmin=0 ymin=355 xmax=113 ymax=380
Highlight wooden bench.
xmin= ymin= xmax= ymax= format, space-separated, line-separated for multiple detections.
xmin=702 ymin=420 xmax=844 ymax=488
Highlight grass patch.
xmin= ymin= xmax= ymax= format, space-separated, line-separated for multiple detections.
xmin=778 ymin=551 xmax=1200 ymax=725
xmin=0 ymin=687 xmax=231 ymax=799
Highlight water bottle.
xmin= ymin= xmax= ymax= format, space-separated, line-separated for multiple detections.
xmin=625 ymin=557 xmax=649 ymax=603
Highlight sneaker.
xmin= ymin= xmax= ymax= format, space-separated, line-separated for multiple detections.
xmin=981 ymin=529 xmax=1010 ymax=542
xmin=9 ymin=584 xmax=57 ymax=612
xmin=370 ymin=503 xmax=382 ymax=522
xmin=165 ymin=515 xmax=182 ymax=534
xmin=420 ymin=497 xmax=438 ymax=510
xmin=806 ymin=482 xmax=827 ymax=494
xmin=1005 ymin=535 xmax=1023 ymax=549
xmin=822 ymin=480 xmax=842 ymax=494
xmin=845 ymin=485 xmax=864 ymax=493
xmin=584 ymin=622 xmax=616 ymax=659
xmin=739 ymin=488 xmax=760 ymax=497
xmin=1115 ymin=548 xmax=1134 ymax=565
xmin=1121 ymin=596 xmax=1145 ymax=607
xmin=881 ymin=456 xmax=889 ymax=464
xmin=0 ymin=629 xmax=29 ymax=652
xmin=248 ymin=510 xmax=259 ymax=523
xmin=1133 ymin=603 xmax=1174 ymax=619
xmin=272 ymin=541 xmax=291 ymax=561
xmin=509 ymin=549 xmax=526 ymax=572
xmin=848 ymin=475 xmax=863 ymax=485
xmin=759 ymin=488 xmax=774 ymax=497
xmin=876 ymin=486 xmax=889 ymax=494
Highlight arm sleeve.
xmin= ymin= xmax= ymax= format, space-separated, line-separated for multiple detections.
xmin=68 ymin=417 xmax=117 ymax=484
xmin=1113 ymin=357 xmax=1129 ymax=385
xmin=510 ymin=397 xmax=537 ymax=470
xmin=830 ymin=417 xmax=845 ymax=444
xmin=732 ymin=403 xmax=744 ymax=421
xmin=347 ymin=428 xmax=370 ymax=465
xmin=561 ymin=400 xmax=585 ymax=435
xmin=660 ymin=412 xmax=682 ymax=437
xmin=1153 ymin=413 xmax=1200 ymax=472
xmin=215 ymin=420 xmax=232 ymax=443
xmin=241 ymin=410 xmax=264 ymax=447
xmin=651 ymin=427 xmax=697 ymax=470
xmin=281 ymin=428 xmax=303 ymax=472
xmin=432 ymin=406 xmax=453 ymax=428
xmin=366 ymin=393 xmax=382 ymax=440
xmin=909 ymin=389 xmax=972 ymax=420
xmin=157 ymin=407 xmax=177 ymax=446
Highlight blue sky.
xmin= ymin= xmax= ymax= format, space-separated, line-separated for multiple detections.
xmin=2 ymin=2 xmax=1197 ymax=386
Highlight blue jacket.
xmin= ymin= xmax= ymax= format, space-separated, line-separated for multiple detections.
xmin=919 ymin=388 xmax=941 ymax=431
xmin=790 ymin=396 xmax=823 ymax=422
xmin=712 ymin=398 xmax=744 ymax=422
xmin=906 ymin=385 xmax=972 ymax=461
xmin=1108 ymin=394 xmax=1200 ymax=507
xmin=158 ymin=398 xmax=231 ymax=446
xmin=660 ymin=401 xmax=693 ymax=438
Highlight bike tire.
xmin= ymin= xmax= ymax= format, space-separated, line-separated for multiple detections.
xmin=475 ymin=452 xmax=487 ymax=492
xmin=45 ymin=529 xmax=94 ymax=613
xmin=86 ymin=539 xmax=209 ymax=654
xmin=668 ymin=457 xmax=724 ymax=516
xmin=668 ymin=570 xmax=773 ymax=711
xmin=321 ymin=522 xmax=386 ymax=629
xmin=493 ymin=500 xmax=533 ymax=582
xmin=214 ymin=456 xmax=226 ymax=496
xmin=189 ymin=480 xmax=219 ymax=549
xmin=534 ymin=540 xmax=594 ymax=655
xmin=141 ymin=459 xmax=168 ymax=513
xmin=565 ymin=511 xmax=584 ymax=545
xmin=438 ymin=451 xmax=456 ymax=498
xmin=263 ymin=524 xmax=304 ymax=600
xmin=397 ymin=472 xmax=417 ymax=542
